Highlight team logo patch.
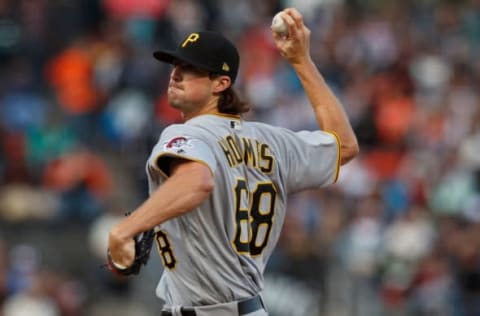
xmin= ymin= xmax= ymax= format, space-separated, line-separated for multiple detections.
xmin=163 ymin=136 xmax=193 ymax=154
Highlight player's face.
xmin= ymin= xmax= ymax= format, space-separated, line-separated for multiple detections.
xmin=167 ymin=62 xmax=216 ymax=112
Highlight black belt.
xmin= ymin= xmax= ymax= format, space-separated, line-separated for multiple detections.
xmin=160 ymin=307 xmax=196 ymax=316
xmin=160 ymin=295 xmax=264 ymax=316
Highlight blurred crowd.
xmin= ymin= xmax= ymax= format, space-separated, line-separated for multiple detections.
xmin=0 ymin=0 xmax=479 ymax=315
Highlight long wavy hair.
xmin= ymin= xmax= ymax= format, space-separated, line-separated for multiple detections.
xmin=210 ymin=74 xmax=249 ymax=115
xmin=216 ymin=87 xmax=250 ymax=115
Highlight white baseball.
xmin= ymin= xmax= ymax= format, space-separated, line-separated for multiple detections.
xmin=271 ymin=12 xmax=288 ymax=36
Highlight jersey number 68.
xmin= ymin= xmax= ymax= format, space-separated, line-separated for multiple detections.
xmin=232 ymin=179 xmax=277 ymax=256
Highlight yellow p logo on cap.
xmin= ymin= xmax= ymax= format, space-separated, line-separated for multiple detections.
xmin=182 ymin=33 xmax=200 ymax=47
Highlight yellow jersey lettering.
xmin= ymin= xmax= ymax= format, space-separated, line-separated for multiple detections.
xmin=226 ymin=135 xmax=243 ymax=163
xmin=219 ymin=138 xmax=236 ymax=167
xmin=219 ymin=136 xmax=274 ymax=173
xmin=259 ymin=143 xmax=274 ymax=173
xmin=242 ymin=137 xmax=257 ymax=168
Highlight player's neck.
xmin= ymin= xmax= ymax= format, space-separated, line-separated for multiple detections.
xmin=181 ymin=99 xmax=219 ymax=122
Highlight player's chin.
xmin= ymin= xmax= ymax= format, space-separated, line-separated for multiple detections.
xmin=168 ymin=90 xmax=181 ymax=103
xmin=167 ymin=96 xmax=183 ymax=110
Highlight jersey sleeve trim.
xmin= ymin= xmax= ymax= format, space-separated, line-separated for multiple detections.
xmin=324 ymin=130 xmax=341 ymax=183
xmin=150 ymin=153 xmax=215 ymax=179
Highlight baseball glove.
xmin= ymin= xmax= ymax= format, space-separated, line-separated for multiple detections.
xmin=107 ymin=228 xmax=155 ymax=276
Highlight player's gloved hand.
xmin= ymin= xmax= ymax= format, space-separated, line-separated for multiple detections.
xmin=107 ymin=212 xmax=155 ymax=276
xmin=107 ymin=229 xmax=155 ymax=276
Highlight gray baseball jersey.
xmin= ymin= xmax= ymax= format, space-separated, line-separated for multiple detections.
xmin=146 ymin=114 xmax=340 ymax=307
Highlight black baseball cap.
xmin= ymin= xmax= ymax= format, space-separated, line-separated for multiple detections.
xmin=153 ymin=31 xmax=239 ymax=83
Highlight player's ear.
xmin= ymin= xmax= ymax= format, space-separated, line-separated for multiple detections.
xmin=211 ymin=75 xmax=231 ymax=94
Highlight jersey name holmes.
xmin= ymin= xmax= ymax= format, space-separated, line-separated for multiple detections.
xmin=218 ymin=135 xmax=274 ymax=173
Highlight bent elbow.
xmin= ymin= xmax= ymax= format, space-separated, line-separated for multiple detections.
xmin=340 ymin=140 xmax=360 ymax=165
xmin=195 ymin=168 xmax=215 ymax=196
xmin=179 ymin=169 xmax=214 ymax=215
xmin=200 ymin=175 xmax=215 ymax=194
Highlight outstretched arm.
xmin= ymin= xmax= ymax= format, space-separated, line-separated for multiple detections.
xmin=272 ymin=8 xmax=359 ymax=165
xmin=108 ymin=160 xmax=214 ymax=267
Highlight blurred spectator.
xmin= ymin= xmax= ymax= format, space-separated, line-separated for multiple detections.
xmin=335 ymin=153 xmax=378 ymax=199
xmin=378 ymin=205 xmax=436 ymax=313
xmin=442 ymin=217 xmax=480 ymax=316
xmin=0 ymin=239 xmax=8 ymax=304
xmin=337 ymin=194 xmax=383 ymax=316
xmin=0 ymin=58 xmax=47 ymax=133
xmin=45 ymin=38 xmax=100 ymax=116
xmin=44 ymin=36 xmax=103 ymax=144
xmin=3 ymin=289 xmax=59 ymax=316
xmin=42 ymin=149 xmax=113 ymax=220
xmin=103 ymin=0 xmax=170 ymax=20
xmin=6 ymin=244 xmax=40 ymax=297
xmin=1 ymin=132 xmax=30 ymax=184
xmin=409 ymin=250 xmax=455 ymax=316
xmin=0 ymin=184 xmax=58 ymax=222
xmin=101 ymin=90 xmax=153 ymax=145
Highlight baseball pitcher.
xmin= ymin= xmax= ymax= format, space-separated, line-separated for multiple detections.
xmin=108 ymin=8 xmax=359 ymax=316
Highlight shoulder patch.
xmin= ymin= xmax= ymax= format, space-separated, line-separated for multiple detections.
xmin=163 ymin=136 xmax=193 ymax=153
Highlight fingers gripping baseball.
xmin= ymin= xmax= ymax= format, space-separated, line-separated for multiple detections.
xmin=108 ymin=237 xmax=135 ymax=268
xmin=107 ymin=229 xmax=155 ymax=276
xmin=107 ymin=212 xmax=155 ymax=276
xmin=271 ymin=8 xmax=311 ymax=64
